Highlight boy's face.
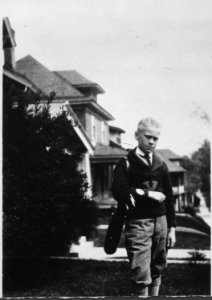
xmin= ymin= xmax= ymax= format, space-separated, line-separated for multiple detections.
xmin=135 ymin=127 xmax=160 ymax=154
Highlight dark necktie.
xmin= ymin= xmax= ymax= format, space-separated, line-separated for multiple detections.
xmin=144 ymin=153 xmax=151 ymax=167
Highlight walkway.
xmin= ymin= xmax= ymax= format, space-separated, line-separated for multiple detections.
xmin=70 ymin=235 xmax=211 ymax=264
xmin=70 ymin=246 xmax=210 ymax=263
xmin=196 ymin=190 xmax=211 ymax=227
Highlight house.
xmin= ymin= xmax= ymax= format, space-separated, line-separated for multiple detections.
xmin=3 ymin=18 xmax=38 ymax=101
xmin=3 ymin=17 xmax=95 ymax=195
xmin=157 ymin=149 xmax=187 ymax=211
xmin=109 ymin=125 xmax=126 ymax=146
xmin=3 ymin=17 xmax=128 ymax=205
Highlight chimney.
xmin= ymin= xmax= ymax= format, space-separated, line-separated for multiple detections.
xmin=3 ymin=18 xmax=16 ymax=70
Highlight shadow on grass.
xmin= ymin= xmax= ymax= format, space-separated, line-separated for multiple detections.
xmin=3 ymin=257 xmax=211 ymax=297
xmin=176 ymin=213 xmax=211 ymax=235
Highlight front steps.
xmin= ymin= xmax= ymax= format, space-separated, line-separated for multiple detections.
xmin=69 ymin=236 xmax=94 ymax=258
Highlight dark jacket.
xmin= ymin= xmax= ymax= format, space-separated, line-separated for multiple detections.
xmin=112 ymin=148 xmax=176 ymax=228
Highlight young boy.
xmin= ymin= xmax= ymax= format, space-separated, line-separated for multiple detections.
xmin=112 ymin=117 xmax=176 ymax=296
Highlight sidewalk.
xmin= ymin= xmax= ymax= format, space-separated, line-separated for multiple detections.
xmin=196 ymin=190 xmax=211 ymax=227
xmin=69 ymin=246 xmax=211 ymax=263
xmin=69 ymin=235 xmax=211 ymax=263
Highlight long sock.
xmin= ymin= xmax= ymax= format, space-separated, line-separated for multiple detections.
xmin=149 ymin=285 xmax=160 ymax=296
xmin=132 ymin=286 xmax=148 ymax=296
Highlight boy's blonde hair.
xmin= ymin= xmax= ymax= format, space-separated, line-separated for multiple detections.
xmin=136 ymin=117 xmax=162 ymax=134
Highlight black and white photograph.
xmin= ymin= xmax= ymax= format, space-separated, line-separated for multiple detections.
xmin=2 ymin=0 xmax=211 ymax=298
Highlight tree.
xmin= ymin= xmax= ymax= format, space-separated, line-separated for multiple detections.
xmin=181 ymin=156 xmax=201 ymax=194
xmin=192 ymin=140 xmax=210 ymax=209
xmin=3 ymin=90 xmax=98 ymax=257
xmin=181 ymin=140 xmax=211 ymax=209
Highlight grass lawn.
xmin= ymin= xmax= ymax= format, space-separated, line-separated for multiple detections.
xmin=3 ymin=213 xmax=210 ymax=297
xmin=3 ymin=258 xmax=211 ymax=297
xmin=176 ymin=213 xmax=211 ymax=235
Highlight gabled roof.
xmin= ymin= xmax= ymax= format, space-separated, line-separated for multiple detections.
xmin=110 ymin=140 xmax=126 ymax=149
xmin=16 ymin=55 xmax=83 ymax=99
xmin=109 ymin=125 xmax=125 ymax=134
xmin=55 ymin=70 xmax=105 ymax=94
xmin=157 ymin=149 xmax=182 ymax=160
xmin=69 ymin=99 xmax=115 ymax=121
xmin=91 ymin=142 xmax=128 ymax=163
xmin=3 ymin=17 xmax=16 ymax=48
xmin=3 ymin=67 xmax=38 ymax=94
xmin=62 ymin=101 xmax=94 ymax=154
xmin=156 ymin=150 xmax=186 ymax=173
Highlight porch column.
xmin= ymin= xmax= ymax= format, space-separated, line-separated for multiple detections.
xmin=84 ymin=152 xmax=92 ymax=197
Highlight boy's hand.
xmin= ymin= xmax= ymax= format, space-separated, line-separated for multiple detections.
xmin=148 ymin=191 xmax=166 ymax=203
xmin=167 ymin=227 xmax=176 ymax=248
xmin=135 ymin=189 xmax=166 ymax=203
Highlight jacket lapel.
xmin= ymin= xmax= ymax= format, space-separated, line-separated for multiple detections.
xmin=151 ymin=151 xmax=163 ymax=172
xmin=130 ymin=148 xmax=163 ymax=172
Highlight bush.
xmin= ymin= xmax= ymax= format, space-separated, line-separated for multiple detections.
xmin=184 ymin=206 xmax=196 ymax=216
xmin=3 ymin=95 xmax=98 ymax=257
xmin=188 ymin=250 xmax=207 ymax=264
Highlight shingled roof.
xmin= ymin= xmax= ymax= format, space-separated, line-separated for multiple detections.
xmin=3 ymin=67 xmax=38 ymax=94
xmin=157 ymin=149 xmax=182 ymax=160
xmin=91 ymin=143 xmax=128 ymax=163
xmin=156 ymin=150 xmax=186 ymax=173
xmin=54 ymin=70 xmax=105 ymax=94
xmin=16 ymin=55 xmax=83 ymax=99
xmin=109 ymin=125 xmax=125 ymax=134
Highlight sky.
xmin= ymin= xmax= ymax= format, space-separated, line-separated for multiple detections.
xmin=1 ymin=0 xmax=212 ymax=156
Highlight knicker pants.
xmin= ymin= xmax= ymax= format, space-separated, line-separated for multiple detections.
xmin=125 ymin=215 xmax=168 ymax=292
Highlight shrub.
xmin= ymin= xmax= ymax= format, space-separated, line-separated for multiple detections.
xmin=188 ymin=250 xmax=207 ymax=264
xmin=3 ymin=94 xmax=98 ymax=257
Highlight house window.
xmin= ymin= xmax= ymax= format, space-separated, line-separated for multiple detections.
xmin=91 ymin=115 xmax=96 ymax=142
xmin=116 ymin=136 xmax=121 ymax=144
xmin=101 ymin=121 xmax=106 ymax=144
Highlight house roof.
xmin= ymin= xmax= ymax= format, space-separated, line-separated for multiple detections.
xmin=109 ymin=125 xmax=125 ymax=134
xmin=69 ymin=99 xmax=115 ymax=121
xmin=55 ymin=70 xmax=105 ymax=94
xmin=3 ymin=67 xmax=38 ymax=94
xmin=110 ymin=140 xmax=126 ymax=149
xmin=62 ymin=101 xmax=94 ymax=154
xmin=3 ymin=17 xmax=16 ymax=48
xmin=156 ymin=150 xmax=186 ymax=173
xmin=157 ymin=149 xmax=182 ymax=160
xmin=16 ymin=55 xmax=83 ymax=99
xmin=91 ymin=143 xmax=128 ymax=163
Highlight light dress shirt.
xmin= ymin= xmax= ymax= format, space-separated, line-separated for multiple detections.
xmin=136 ymin=147 xmax=153 ymax=166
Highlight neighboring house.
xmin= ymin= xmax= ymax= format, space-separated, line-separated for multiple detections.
xmin=157 ymin=149 xmax=187 ymax=211
xmin=3 ymin=18 xmax=38 ymax=99
xmin=109 ymin=125 xmax=125 ymax=146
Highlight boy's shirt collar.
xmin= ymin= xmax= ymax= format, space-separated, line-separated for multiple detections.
xmin=136 ymin=147 xmax=153 ymax=164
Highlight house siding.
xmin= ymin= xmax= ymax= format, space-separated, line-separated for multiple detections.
xmin=80 ymin=108 xmax=110 ymax=146
xmin=110 ymin=132 xmax=122 ymax=145
xmin=73 ymin=107 xmax=86 ymax=129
